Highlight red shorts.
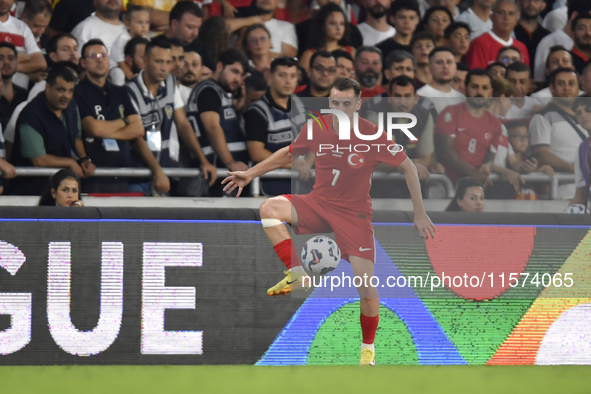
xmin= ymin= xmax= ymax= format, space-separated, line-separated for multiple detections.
xmin=282 ymin=194 xmax=376 ymax=263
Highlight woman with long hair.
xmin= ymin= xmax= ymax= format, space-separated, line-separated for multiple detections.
xmin=196 ymin=16 xmax=230 ymax=63
xmin=446 ymin=177 xmax=485 ymax=212
xmin=299 ymin=3 xmax=356 ymax=70
xmin=422 ymin=6 xmax=453 ymax=47
xmin=39 ymin=169 xmax=84 ymax=207
xmin=243 ymin=24 xmax=273 ymax=80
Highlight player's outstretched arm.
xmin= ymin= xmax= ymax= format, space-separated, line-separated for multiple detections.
xmin=398 ymin=157 xmax=436 ymax=239
xmin=222 ymin=146 xmax=292 ymax=197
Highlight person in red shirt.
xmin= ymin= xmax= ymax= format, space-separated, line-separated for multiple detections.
xmin=435 ymin=68 xmax=523 ymax=191
xmin=222 ymin=77 xmax=435 ymax=366
xmin=465 ymin=0 xmax=530 ymax=69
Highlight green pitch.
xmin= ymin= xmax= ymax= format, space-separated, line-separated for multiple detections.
xmin=0 ymin=365 xmax=589 ymax=394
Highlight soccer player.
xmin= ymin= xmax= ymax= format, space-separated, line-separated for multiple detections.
xmin=222 ymin=77 xmax=435 ymax=366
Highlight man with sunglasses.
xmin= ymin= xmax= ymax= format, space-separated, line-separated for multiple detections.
xmin=74 ymin=39 xmax=144 ymax=193
xmin=568 ymin=95 xmax=591 ymax=212
xmin=296 ymin=50 xmax=337 ymax=100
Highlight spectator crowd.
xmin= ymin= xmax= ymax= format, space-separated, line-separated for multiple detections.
xmin=0 ymin=0 xmax=590 ymax=203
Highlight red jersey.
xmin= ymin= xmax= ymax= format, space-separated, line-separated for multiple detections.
xmin=436 ymin=103 xmax=508 ymax=182
xmin=289 ymin=114 xmax=407 ymax=214
xmin=465 ymin=31 xmax=530 ymax=69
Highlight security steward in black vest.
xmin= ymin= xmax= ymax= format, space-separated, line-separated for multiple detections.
xmin=75 ymin=39 xmax=144 ymax=193
xmin=244 ymin=56 xmax=308 ymax=196
xmin=10 ymin=64 xmax=94 ymax=195
xmin=362 ymin=75 xmax=440 ymax=198
xmin=185 ymin=48 xmax=250 ymax=196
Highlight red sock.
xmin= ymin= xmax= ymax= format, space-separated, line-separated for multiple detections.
xmin=360 ymin=314 xmax=379 ymax=344
xmin=273 ymin=239 xmax=301 ymax=269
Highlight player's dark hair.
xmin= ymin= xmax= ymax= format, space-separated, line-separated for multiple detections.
xmin=446 ymin=178 xmax=485 ymax=211
xmin=549 ymin=67 xmax=578 ymax=85
xmin=0 ymin=41 xmax=17 ymax=57
xmin=466 ymin=68 xmax=493 ymax=86
xmin=81 ymin=38 xmax=107 ymax=58
xmin=47 ymin=33 xmax=77 ymax=55
xmin=332 ymin=49 xmax=354 ymax=64
xmin=47 ymin=62 xmax=78 ymax=86
xmin=39 ymin=169 xmax=81 ymax=206
xmin=124 ymin=36 xmax=150 ymax=58
xmin=411 ymin=31 xmax=436 ymax=48
xmin=390 ymin=0 xmax=420 ymax=17
xmin=170 ymin=1 xmax=203 ymax=24
xmin=456 ymin=61 xmax=469 ymax=72
xmin=23 ymin=0 xmax=52 ymax=18
xmin=428 ymin=46 xmax=454 ymax=61
xmin=310 ymin=50 xmax=334 ymax=68
xmin=389 ymin=75 xmax=417 ymax=93
xmin=124 ymin=3 xmax=148 ymax=20
xmin=218 ymin=48 xmax=249 ymax=74
xmin=270 ymin=56 xmax=298 ymax=74
xmin=331 ymin=77 xmax=362 ymax=97
xmin=506 ymin=61 xmax=531 ymax=77
xmin=145 ymin=39 xmax=172 ymax=58
xmin=444 ymin=21 xmax=471 ymax=39
xmin=385 ymin=50 xmax=416 ymax=70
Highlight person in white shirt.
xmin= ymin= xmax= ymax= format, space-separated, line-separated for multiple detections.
xmin=71 ymin=0 xmax=127 ymax=55
xmin=533 ymin=0 xmax=591 ymax=82
xmin=255 ymin=0 xmax=298 ymax=57
xmin=417 ymin=47 xmax=465 ymax=112
xmin=456 ymin=0 xmax=494 ymax=39
xmin=0 ymin=0 xmax=46 ymax=89
xmin=530 ymin=68 xmax=587 ymax=198
xmin=110 ymin=4 xmax=150 ymax=81
xmin=530 ymin=45 xmax=576 ymax=99
xmin=357 ymin=0 xmax=396 ymax=46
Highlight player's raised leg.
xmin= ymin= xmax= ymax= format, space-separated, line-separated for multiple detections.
xmin=350 ymin=256 xmax=379 ymax=366
xmin=259 ymin=195 xmax=307 ymax=296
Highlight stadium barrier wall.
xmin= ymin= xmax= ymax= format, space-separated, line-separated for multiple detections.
xmin=0 ymin=207 xmax=590 ymax=365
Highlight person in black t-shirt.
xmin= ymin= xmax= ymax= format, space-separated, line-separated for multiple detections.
xmin=75 ymin=39 xmax=145 ymax=193
xmin=0 ymin=43 xmax=27 ymax=131
xmin=375 ymin=0 xmax=420 ymax=62
xmin=46 ymin=0 xmax=94 ymax=36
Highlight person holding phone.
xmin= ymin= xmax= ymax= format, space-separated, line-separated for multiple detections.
xmin=506 ymin=120 xmax=554 ymax=176
xmin=38 ymin=169 xmax=84 ymax=207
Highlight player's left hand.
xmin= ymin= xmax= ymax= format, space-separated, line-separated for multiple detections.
xmin=201 ymin=162 xmax=218 ymax=186
xmin=222 ymin=171 xmax=252 ymax=197
xmin=414 ymin=212 xmax=435 ymax=240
